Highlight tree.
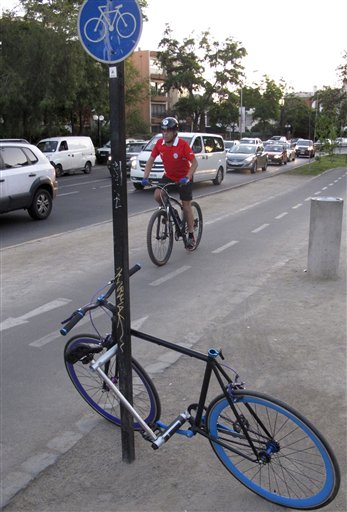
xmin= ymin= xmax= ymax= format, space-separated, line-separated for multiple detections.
xmin=156 ymin=26 xmax=247 ymax=131
xmin=252 ymin=77 xmax=284 ymax=139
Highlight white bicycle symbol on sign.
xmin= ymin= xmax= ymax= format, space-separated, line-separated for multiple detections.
xmin=84 ymin=3 xmax=136 ymax=43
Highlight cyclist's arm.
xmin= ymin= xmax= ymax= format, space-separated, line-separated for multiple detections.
xmin=187 ymin=156 xmax=198 ymax=180
xmin=143 ymin=155 xmax=155 ymax=179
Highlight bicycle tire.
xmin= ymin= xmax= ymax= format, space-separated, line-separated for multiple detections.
xmin=184 ymin=201 xmax=203 ymax=251
xmin=64 ymin=335 xmax=161 ymax=429
xmin=206 ymin=390 xmax=340 ymax=509
xmin=147 ymin=209 xmax=173 ymax=266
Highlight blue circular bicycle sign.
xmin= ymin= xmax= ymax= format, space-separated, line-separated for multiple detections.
xmin=78 ymin=0 xmax=143 ymax=64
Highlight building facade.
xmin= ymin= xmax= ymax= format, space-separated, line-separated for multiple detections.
xmin=130 ymin=50 xmax=179 ymax=133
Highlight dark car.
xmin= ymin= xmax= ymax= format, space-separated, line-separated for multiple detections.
xmin=106 ymin=140 xmax=148 ymax=173
xmin=226 ymin=144 xmax=268 ymax=173
xmin=295 ymin=139 xmax=315 ymax=158
xmin=264 ymin=143 xmax=288 ymax=165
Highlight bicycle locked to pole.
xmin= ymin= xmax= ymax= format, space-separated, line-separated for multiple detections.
xmin=145 ymin=182 xmax=203 ymax=266
xmin=60 ymin=264 xmax=340 ymax=510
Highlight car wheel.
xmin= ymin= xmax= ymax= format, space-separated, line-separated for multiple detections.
xmin=133 ymin=183 xmax=144 ymax=190
xmin=84 ymin=161 xmax=92 ymax=174
xmin=250 ymin=162 xmax=257 ymax=174
xmin=28 ymin=188 xmax=53 ymax=220
xmin=212 ymin=167 xmax=223 ymax=185
xmin=55 ymin=164 xmax=64 ymax=177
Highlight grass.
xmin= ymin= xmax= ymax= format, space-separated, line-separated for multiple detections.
xmin=288 ymin=153 xmax=347 ymax=176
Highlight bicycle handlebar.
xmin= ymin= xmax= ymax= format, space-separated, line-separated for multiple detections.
xmin=60 ymin=263 xmax=141 ymax=336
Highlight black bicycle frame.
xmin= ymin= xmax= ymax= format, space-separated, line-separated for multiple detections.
xmin=131 ymin=328 xmax=260 ymax=459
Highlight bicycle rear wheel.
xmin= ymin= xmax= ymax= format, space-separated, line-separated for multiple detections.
xmin=206 ymin=390 xmax=340 ymax=509
xmin=147 ymin=209 xmax=173 ymax=266
xmin=64 ymin=335 xmax=161 ymax=429
xmin=184 ymin=201 xmax=203 ymax=250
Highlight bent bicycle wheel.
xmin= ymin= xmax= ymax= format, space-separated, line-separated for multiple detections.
xmin=184 ymin=201 xmax=203 ymax=251
xmin=64 ymin=335 xmax=161 ymax=429
xmin=206 ymin=390 xmax=340 ymax=509
xmin=147 ymin=209 xmax=173 ymax=266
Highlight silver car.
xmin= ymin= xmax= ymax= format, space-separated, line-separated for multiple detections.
xmin=226 ymin=144 xmax=268 ymax=173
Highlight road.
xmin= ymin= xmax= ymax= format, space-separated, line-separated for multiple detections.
xmin=1 ymin=157 xmax=304 ymax=249
xmin=1 ymin=165 xmax=346 ymax=508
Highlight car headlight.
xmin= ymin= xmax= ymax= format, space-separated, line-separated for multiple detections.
xmin=244 ymin=156 xmax=253 ymax=163
xmin=130 ymin=156 xmax=137 ymax=169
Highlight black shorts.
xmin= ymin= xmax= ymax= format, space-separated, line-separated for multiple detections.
xmin=158 ymin=175 xmax=193 ymax=201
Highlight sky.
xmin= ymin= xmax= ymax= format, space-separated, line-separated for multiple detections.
xmin=2 ymin=0 xmax=346 ymax=93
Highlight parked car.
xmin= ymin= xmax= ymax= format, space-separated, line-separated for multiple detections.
xmin=106 ymin=140 xmax=148 ymax=173
xmin=0 ymin=141 xmax=58 ymax=219
xmin=284 ymin=142 xmax=296 ymax=162
xmin=264 ymin=143 xmax=288 ymax=165
xmin=95 ymin=140 xmax=111 ymax=164
xmin=239 ymin=137 xmax=263 ymax=145
xmin=37 ymin=136 xmax=96 ymax=176
xmin=130 ymin=132 xmax=226 ymax=189
xmin=269 ymin=136 xmax=288 ymax=143
xmin=314 ymin=139 xmax=332 ymax=151
xmin=295 ymin=139 xmax=315 ymax=158
xmin=224 ymin=140 xmax=239 ymax=151
xmin=335 ymin=137 xmax=347 ymax=147
xmin=226 ymin=143 xmax=268 ymax=173
xmin=0 ymin=138 xmax=30 ymax=144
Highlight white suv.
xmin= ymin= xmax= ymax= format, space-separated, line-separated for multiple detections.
xmin=0 ymin=141 xmax=58 ymax=220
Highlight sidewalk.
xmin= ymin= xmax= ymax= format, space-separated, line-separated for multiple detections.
xmin=2 ymin=172 xmax=347 ymax=512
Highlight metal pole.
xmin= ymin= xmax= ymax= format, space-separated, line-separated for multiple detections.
xmin=239 ymin=88 xmax=243 ymax=139
xmin=108 ymin=62 xmax=135 ymax=462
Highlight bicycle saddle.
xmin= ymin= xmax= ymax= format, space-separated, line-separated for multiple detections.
xmin=65 ymin=342 xmax=103 ymax=364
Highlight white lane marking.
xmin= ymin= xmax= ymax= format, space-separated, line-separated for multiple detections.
xmin=57 ymin=191 xmax=79 ymax=197
xmin=212 ymin=240 xmax=239 ymax=254
xmin=149 ymin=266 xmax=191 ymax=286
xmin=275 ymin=212 xmax=288 ymax=219
xmin=252 ymin=224 xmax=269 ymax=233
xmin=313 ymin=191 xmax=321 ymax=195
xmin=292 ymin=203 xmax=303 ymax=209
xmin=1 ymin=299 xmax=72 ymax=332
xmin=205 ymin=195 xmax=276 ymax=225
xmin=304 ymin=197 xmax=312 ymax=201
xmin=322 ymin=186 xmax=328 ymax=190
xmin=30 ymin=314 xmax=149 ymax=348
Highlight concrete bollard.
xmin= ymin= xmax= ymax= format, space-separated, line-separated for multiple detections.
xmin=307 ymin=196 xmax=344 ymax=278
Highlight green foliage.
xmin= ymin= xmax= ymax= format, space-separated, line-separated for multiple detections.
xmin=0 ymin=2 xmax=149 ymax=142
xmin=288 ymin=153 xmax=347 ymax=176
xmin=157 ymin=25 xmax=246 ymax=131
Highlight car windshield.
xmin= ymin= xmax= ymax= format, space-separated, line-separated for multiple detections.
xmin=299 ymin=140 xmax=310 ymax=146
xmin=127 ymin=142 xmax=144 ymax=152
xmin=229 ymin=144 xmax=255 ymax=154
xmin=37 ymin=141 xmax=58 ymax=153
xmin=143 ymin=134 xmax=193 ymax=151
xmin=265 ymin=145 xmax=282 ymax=152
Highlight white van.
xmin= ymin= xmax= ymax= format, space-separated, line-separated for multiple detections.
xmin=37 ymin=136 xmax=96 ymax=177
xmin=130 ymin=132 xmax=226 ymax=190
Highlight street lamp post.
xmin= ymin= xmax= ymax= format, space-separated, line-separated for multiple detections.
xmin=93 ymin=113 xmax=104 ymax=147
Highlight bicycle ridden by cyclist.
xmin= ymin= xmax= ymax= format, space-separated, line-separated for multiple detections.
xmin=141 ymin=117 xmax=198 ymax=250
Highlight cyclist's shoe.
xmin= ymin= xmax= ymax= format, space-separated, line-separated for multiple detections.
xmin=186 ymin=235 xmax=196 ymax=251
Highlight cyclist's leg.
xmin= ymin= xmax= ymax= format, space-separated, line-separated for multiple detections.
xmin=206 ymin=390 xmax=340 ymax=509
xmin=154 ymin=176 xmax=172 ymax=205
xmin=64 ymin=335 xmax=161 ymax=429
xmin=179 ymin=182 xmax=194 ymax=233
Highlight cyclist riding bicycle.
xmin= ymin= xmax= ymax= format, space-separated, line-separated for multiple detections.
xmin=141 ymin=117 xmax=198 ymax=250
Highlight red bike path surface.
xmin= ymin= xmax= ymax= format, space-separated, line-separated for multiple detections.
xmin=2 ymin=170 xmax=346 ymax=512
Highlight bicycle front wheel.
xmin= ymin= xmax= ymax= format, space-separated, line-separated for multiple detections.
xmin=147 ymin=209 xmax=173 ymax=266
xmin=206 ymin=390 xmax=340 ymax=509
xmin=64 ymin=335 xmax=161 ymax=429
xmin=184 ymin=201 xmax=203 ymax=250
